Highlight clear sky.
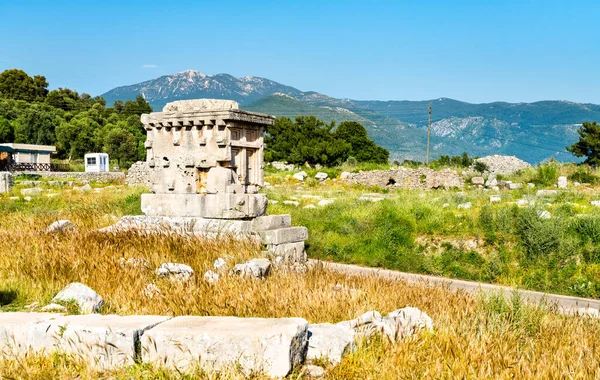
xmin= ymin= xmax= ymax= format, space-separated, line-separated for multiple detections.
xmin=1 ymin=0 xmax=598 ymax=104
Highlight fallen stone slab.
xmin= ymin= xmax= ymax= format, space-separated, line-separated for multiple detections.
xmin=51 ymin=282 xmax=104 ymax=314
xmin=266 ymin=241 xmax=307 ymax=264
xmin=260 ymin=227 xmax=308 ymax=245
xmin=141 ymin=316 xmax=308 ymax=378
xmin=30 ymin=314 xmax=170 ymax=371
xmin=251 ymin=214 xmax=291 ymax=231
xmin=157 ymin=263 xmax=194 ymax=281
xmin=232 ymin=258 xmax=271 ymax=278
xmin=307 ymin=323 xmax=355 ymax=364
xmin=537 ymin=189 xmax=558 ymax=197
xmin=0 ymin=312 xmax=63 ymax=355
xmin=20 ymin=188 xmax=43 ymax=196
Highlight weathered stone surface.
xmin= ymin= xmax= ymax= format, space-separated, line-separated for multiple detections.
xmin=457 ymin=202 xmax=472 ymax=209
xmin=538 ymin=210 xmax=551 ymax=219
xmin=204 ymin=270 xmax=220 ymax=283
xmin=51 ymin=282 xmax=104 ymax=314
xmin=119 ymin=257 xmax=149 ymax=270
xmin=45 ymin=220 xmax=77 ymax=233
xmin=232 ymin=258 xmax=271 ymax=278
xmin=101 ymin=215 xmax=253 ymax=237
xmin=558 ymin=176 xmax=567 ymax=189
xmin=141 ymin=316 xmax=308 ymax=377
xmin=40 ymin=303 xmax=67 ymax=313
xmin=260 ymin=226 xmax=308 ymax=245
xmin=307 ymin=323 xmax=354 ymax=364
xmin=317 ymin=199 xmax=334 ymax=207
xmin=270 ymin=161 xmax=295 ymax=171
xmin=343 ymin=167 xmax=463 ymax=189
xmin=471 ymin=177 xmax=484 ymax=185
xmin=30 ymin=314 xmax=170 ymax=371
xmin=266 ymin=241 xmax=307 ymax=264
xmin=213 ymin=257 xmax=229 ymax=272
xmin=516 ymin=199 xmax=529 ymax=207
xmin=293 ymin=171 xmax=308 ymax=181
xmin=508 ymin=182 xmax=523 ymax=190
xmin=141 ymin=193 xmax=268 ymax=219
xmin=490 ymin=195 xmax=501 ymax=203
xmin=0 ymin=312 xmax=63 ymax=354
xmin=305 ymin=364 xmax=326 ymax=377
xmin=485 ymin=176 xmax=498 ymax=188
xmin=385 ymin=307 xmax=434 ymax=339
xmin=157 ymin=263 xmax=194 ymax=281
xmin=74 ymin=184 xmax=93 ymax=192
xmin=537 ymin=190 xmax=558 ymax=197
xmin=162 ymin=99 xmax=239 ymax=112
xmin=0 ymin=172 xmax=12 ymax=194
xmin=251 ymin=214 xmax=291 ymax=231
xmin=21 ymin=188 xmax=43 ymax=196
xmin=591 ymin=200 xmax=600 ymax=207
xmin=126 ymin=161 xmax=152 ymax=187
xmin=206 ymin=166 xmax=238 ymax=194
xmin=283 ymin=200 xmax=300 ymax=207
xmin=315 ymin=172 xmax=328 ymax=180
xmin=527 ymin=183 xmax=535 ymax=188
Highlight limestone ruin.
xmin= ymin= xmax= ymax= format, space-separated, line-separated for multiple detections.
xmin=108 ymin=99 xmax=307 ymax=264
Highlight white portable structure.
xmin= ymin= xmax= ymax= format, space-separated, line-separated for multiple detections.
xmin=84 ymin=153 xmax=109 ymax=173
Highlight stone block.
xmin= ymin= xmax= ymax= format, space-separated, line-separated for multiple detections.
xmin=21 ymin=188 xmax=43 ymax=196
xmin=0 ymin=172 xmax=12 ymax=194
xmin=251 ymin=214 xmax=292 ymax=231
xmin=260 ymin=227 xmax=308 ymax=245
xmin=0 ymin=312 xmax=63 ymax=355
xmin=101 ymin=216 xmax=253 ymax=237
xmin=141 ymin=193 xmax=267 ymax=219
xmin=307 ymin=323 xmax=354 ymax=364
xmin=536 ymin=190 xmax=558 ymax=197
xmin=266 ymin=241 xmax=306 ymax=264
xmin=471 ymin=177 xmax=484 ymax=185
xmin=141 ymin=316 xmax=308 ymax=378
xmin=508 ymin=183 xmax=523 ymax=190
xmin=30 ymin=314 xmax=170 ymax=371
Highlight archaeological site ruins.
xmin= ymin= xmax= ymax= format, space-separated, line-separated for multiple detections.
xmin=106 ymin=99 xmax=308 ymax=264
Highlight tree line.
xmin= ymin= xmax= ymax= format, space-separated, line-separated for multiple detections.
xmin=0 ymin=69 xmax=151 ymax=166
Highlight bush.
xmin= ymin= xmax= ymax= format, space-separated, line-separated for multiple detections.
xmin=569 ymin=168 xmax=598 ymax=184
xmin=515 ymin=208 xmax=563 ymax=260
xmin=534 ymin=165 xmax=558 ymax=186
xmin=474 ymin=161 xmax=489 ymax=174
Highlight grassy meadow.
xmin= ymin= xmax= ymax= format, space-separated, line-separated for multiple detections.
xmin=1 ymin=163 xmax=600 ymax=378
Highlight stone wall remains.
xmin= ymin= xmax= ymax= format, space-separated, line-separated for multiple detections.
xmin=343 ymin=167 xmax=463 ymax=189
xmin=475 ymin=155 xmax=531 ymax=176
xmin=18 ymin=171 xmax=125 ymax=184
xmin=126 ymin=161 xmax=151 ymax=188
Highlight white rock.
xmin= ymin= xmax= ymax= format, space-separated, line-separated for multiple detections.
xmin=317 ymin=199 xmax=334 ymax=207
xmin=315 ymin=172 xmax=328 ymax=180
xmin=386 ymin=307 xmax=434 ymax=338
xmin=304 ymin=204 xmax=317 ymax=209
xmin=358 ymin=196 xmax=384 ymax=202
xmin=269 ymin=200 xmax=279 ymax=205
xmin=508 ymin=182 xmax=523 ymax=190
xmin=51 ymin=282 xmax=104 ymax=314
xmin=490 ymin=195 xmax=501 ymax=203
xmin=46 ymin=193 xmax=58 ymax=198
xmin=141 ymin=316 xmax=308 ymax=378
xmin=45 ymin=220 xmax=77 ymax=233
xmin=0 ymin=312 xmax=63 ymax=355
xmin=538 ymin=210 xmax=551 ymax=220
xmin=307 ymin=323 xmax=355 ymax=364
xmin=283 ymin=200 xmax=300 ymax=207
xmin=591 ymin=200 xmax=600 ymax=207
xmin=24 ymin=196 xmax=32 ymax=202
xmin=9 ymin=196 xmax=19 ymax=201
xmin=74 ymin=184 xmax=92 ymax=192
xmin=305 ymin=364 xmax=326 ymax=377
xmin=21 ymin=188 xmax=43 ymax=196
xmin=537 ymin=190 xmax=558 ymax=197
xmin=557 ymin=176 xmax=567 ymax=189
xmin=516 ymin=199 xmax=529 ymax=207
xmin=527 ymin=183 xmax=535 ymax=188
xmin=40 ymin=303 xmax=67 ymax=313
xmin=485 ymin=177 xmax=498 ymax=188
xmin=340 ymin=171 xmax=351 ymax=180
xmin=471 ymin=177 xmax=484 ymax=185
xmin=293 ymin=171 xmax=308 ymax=181
xmin=457 ymin=202 xmax=472 ymax=209
xmin=157 ymin=263 xmax=194 ymax=281
xmin=232 ymin=258 xmax=271 ymax=278
xmin=213 ymin=257 xmax=228 ymax=272
xmin=119 ymin=257 xmax=149 ymax=269
xmin=203 ymin=270 xmax=220 ymax=283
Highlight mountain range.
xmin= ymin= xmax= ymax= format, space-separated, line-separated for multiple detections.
xmin=101 ymin=70 xmax=600 ymax=163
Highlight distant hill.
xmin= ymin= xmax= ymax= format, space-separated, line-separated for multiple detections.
xmin=101 ymin=70 xmax=600 ymax=163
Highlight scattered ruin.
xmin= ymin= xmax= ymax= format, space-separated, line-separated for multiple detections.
xmin=108 ymin=99 xmax=307 ymax=264
xmin=343 ymin=167 xmax=464 ymax=189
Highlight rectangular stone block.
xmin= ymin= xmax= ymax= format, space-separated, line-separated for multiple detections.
xmin=0 ymin=172 xmax=12 ymax=194
xmin=260 ymin=227 xmax=308 ymax=245
xmin=266 ymin=241 xmax=306 ymax=264
xmin=141 ymin=193 xmax=267 ymax=219
xmin=30 ymin=314 xmax=171 ymax=371
xmin=251 ymin=214 xmax=291 ymax=232
xmin=141 ymin=316 xmax=308 ymax=378
xmin=0 ymin=312 xmax=62 ymax=355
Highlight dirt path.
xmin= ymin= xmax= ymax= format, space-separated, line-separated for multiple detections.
xmin=313 ymin=260 xmax=600 ymax=315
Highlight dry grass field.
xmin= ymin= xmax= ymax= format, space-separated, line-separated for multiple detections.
xmin=1 ymin=183 xmax=600 ymax=379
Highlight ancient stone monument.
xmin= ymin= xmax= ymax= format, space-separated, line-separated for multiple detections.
xmin=107 ymin=99 xmax=307 ymax=264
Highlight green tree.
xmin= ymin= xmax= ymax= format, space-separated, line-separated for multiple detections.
xmin=0 ymin=69 xmax=48 ymax=101
xmin=0 ymin=117 xmax=14 ymax=142
xmin=104 ymin=128 xmax=138 ymax=166
xmin=567 ymin=121 xmax=600 ymax=165
xmin=333 ymin=121 xmax=389 ymax=163
xmin=13 ymin=105 xmax=60 ymax=145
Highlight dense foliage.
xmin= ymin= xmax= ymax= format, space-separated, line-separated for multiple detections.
xmin=0 ymin=69 xmax=151 ymax=167
xmin=264 ymin=116 xmax=389 ymax=166
xmin=567 ymin=121 xmax=600 ymax=165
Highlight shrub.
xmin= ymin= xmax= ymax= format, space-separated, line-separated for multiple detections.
xmin=515 ymin=208 xmax=562 ymax=260
xmin=474 ymin=161 xmax=489 ymax=174
xmin=534 ymin=165 xmax=558 ymax=186
xmin=569 ymin=168 xmax=598 ymax=184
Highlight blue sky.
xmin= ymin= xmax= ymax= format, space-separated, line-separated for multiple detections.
xmin=1 ymin=0 xmax=598 ymax=103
